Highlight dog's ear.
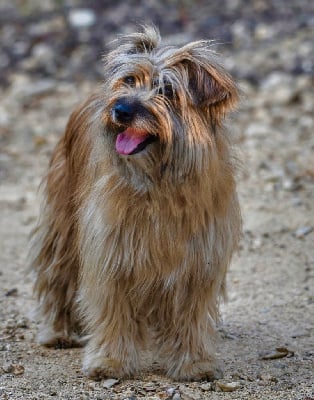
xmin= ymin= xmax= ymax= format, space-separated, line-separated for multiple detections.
xmin=175 ymin=42 xmax=239 ymax=114
xmin=188 ymin=65 xmax=229 ymax=106
xmin=187 ymin=61 xmax=239 ymax=115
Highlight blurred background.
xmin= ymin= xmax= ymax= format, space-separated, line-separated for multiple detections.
xmin=0 ymin=0 xmax=313 ymax=174
xmin=0 ymin=0 xmax=313 ymax=82
xmin=1 ymin=0 xmax=313 ymax=221
xmin=0 ymin=1 xmax=313 ymax=399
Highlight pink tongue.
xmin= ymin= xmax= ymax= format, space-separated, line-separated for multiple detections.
xmin=115 ymin=128 xmax=149 ymax=155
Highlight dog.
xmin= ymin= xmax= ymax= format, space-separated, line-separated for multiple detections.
xmin=29 ymin=26 xmax=241 ymax=381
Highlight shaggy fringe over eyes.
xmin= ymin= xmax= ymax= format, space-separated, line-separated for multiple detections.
xmin=109 ymin=25 xmax=161 ymax=54
xmin=104 ymin=25 xmax=238 ymax=117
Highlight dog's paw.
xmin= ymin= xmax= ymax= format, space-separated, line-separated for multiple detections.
xmin=38 ymin=327 xmax=83 ymax=349
xmin=82 ymin=357 xmax=125 ymax=380
xmin=168 ymin=360 xmax=223 ymax=381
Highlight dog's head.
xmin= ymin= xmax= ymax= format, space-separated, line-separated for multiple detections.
xmin=101 ymin=26 xmax=239 ymax=184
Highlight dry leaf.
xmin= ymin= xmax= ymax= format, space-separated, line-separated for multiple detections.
xmin=260 ymin=347 xmax=294 ymax=360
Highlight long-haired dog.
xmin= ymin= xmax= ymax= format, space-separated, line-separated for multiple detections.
xmin=29 ymin=26 xmax=241 ymax=381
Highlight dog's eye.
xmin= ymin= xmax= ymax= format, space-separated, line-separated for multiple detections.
xmin=158 ymin=83 xmax=174 ymax=99
xmin=123 ymin=76 xmax=136 ymax=87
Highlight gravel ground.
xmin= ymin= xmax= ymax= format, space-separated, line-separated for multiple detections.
xmin=0 ymin=1 xmax=313 ymax=399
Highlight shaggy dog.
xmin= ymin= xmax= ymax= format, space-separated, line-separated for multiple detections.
xmin=29 ymin=26 xmax=241 ymax=381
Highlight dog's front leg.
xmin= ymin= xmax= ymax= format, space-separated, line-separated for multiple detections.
xmin=81 ymin=286 xmax=143 ymax=379
xmin=157 ymin=286 xmax=223 ymax=381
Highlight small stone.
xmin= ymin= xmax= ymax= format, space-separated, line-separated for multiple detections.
xmin=28 ymin=17 xmax=66 ymax=37
xmin=102 ymin=378 xmax=119 ymax=389
xmin=33 ymin=135 xmax=48 ymax=147
xmin=214 ymin=381 xmax=241 ymax=392
xmin=179 ymin=387 xmax=202 ymax=399
xmin=255 ymin=23 xmax=276 ymax=40
xmin=68 ymin=9 xmax=96 ymax=28
xmin=290 ymin=329 xmax=309 ymax=338
xmin=5 ymin=288 xmax=18 ymax=297
xmin=252 ymin=237 xmax=263 ymax=249
xmin=294 ymin=226 xmax=313 ymax=238
xmin=143 ymin=384 xmax=156 ymax=392
xmin=245 ymin=123 xmax=270 ymax=138
xmin=0 ymin=52 xmax=10 ymax=68
xmin=263 ymin=167 xmax=285 ymax=183
xmin=3 ymin=364 xmax=13 ymax=373
xmin=200 ymin=382 xmax=212 ymax=391
xmin=258 ymin=374 xmax=278 ymax=383
xmin=3 ymin=364 xmax=24 ymax=375
xmin=260 ymin=72 xmax=298 ymax=105
xmin=32 ymin=43 xmax=54 ymax=62
xmin=16 ymin=318 xmax=29 ymax=329
xmin=282 ymin=179 xmax=293 ymax=191
xmin=87 ymin=382 xmax=96 ymax=390
xmin=15 ymin=79 xmax=56 ymax=102
xmin=166 ymin=387 xmax=176 ymax=396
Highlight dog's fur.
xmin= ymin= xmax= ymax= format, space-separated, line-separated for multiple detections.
xmin=29 ymin=26 xmax=241 ymax=381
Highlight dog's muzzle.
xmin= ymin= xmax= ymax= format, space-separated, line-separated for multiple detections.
xmin=112 ymin=98 xmax=156 ymax=155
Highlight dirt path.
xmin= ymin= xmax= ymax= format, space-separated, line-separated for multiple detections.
xmin=0 ymin=2 xmax=313 ymax=399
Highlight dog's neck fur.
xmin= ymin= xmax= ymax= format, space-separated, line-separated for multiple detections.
xmin=78 ymin=115 xmax=239 ymax=291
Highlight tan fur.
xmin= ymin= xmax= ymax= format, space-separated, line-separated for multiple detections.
xmin=28 ymin=26 xmax=242 ymax=381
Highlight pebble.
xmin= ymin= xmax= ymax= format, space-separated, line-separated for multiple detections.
xmin=179 ymin=387 xmax=202 ymax=399
xmin=258 ymin=374 xmax=278 ymax=383
xmin=5 ymin=288 xmax=18 ymax=297
xmin=102 ymin=378 xmax=119 ymax=389
xmin=282 ymin=179 xmax=298 ymax=191
xmin=3 ymin=364 xmax=25 ymax=375
xmin=290 ymin=329 xmax=310 ymax=338
xmin=245 ymin=123 xmax=270 ymax=138
xmin=28 ymin=17 xmax=66 ymax=37
xmin=68 ymin=9 xmax=96 ymax=28
xmin=32 ymin=43 xmax=55 ymax=63
xmin=260 ymin=72 xmax=299 ymax=105
xmin=166 ymin=387 xmax=176 ymax=396
xmin=87 ymin=382 xmax=96 ymax=390
xmin=200 ymin=382 xmax=212 ymax=391
xmin=254 ymin=23 xmax=277 ymax=40
xmin=294 ymin=226 xmax=313 ymax=238
xmin=16 ymin=318 xmax=29 ymax=329
xmin=214 ymin=381 xmax=241 ymax=392
xmin=252 ymin=237 xmax=263 ymax=249
xmin=263 ymin=168 xmax=285 ymax=183
xmin=14 ymin=79 xmax=56 ymax=102
xmin=0 ymin=51 xmax=10 ymax=68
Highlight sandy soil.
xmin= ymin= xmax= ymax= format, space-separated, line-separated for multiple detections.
xmin=0 ymin=1 xmax=313 ymax=399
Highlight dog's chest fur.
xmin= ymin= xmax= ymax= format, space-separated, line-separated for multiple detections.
xmin=78 ymin=166 xmax=236 ymax=301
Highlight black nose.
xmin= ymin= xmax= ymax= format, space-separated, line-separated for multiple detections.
xmin=112 ymin=99 xmax=135 ymax=123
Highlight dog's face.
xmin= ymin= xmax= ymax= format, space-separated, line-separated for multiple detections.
xmin=100 ymin=26 xmax=238 ymax=183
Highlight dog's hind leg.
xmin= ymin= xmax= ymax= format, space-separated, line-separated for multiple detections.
xmin=29 ymin=140 xmax=82 ymax=348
